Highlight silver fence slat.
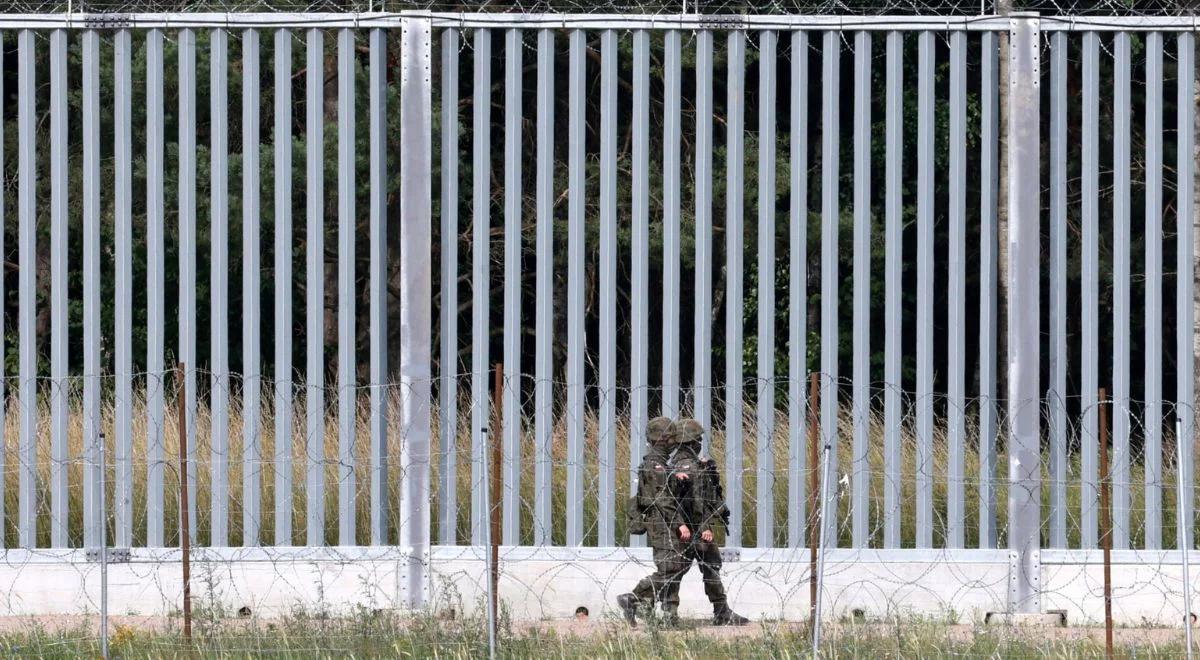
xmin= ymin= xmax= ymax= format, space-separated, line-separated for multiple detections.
xmin=337 ymin=28 xmax=357 ymax=547
xmin=947 ymin=30 xmax=965 ymax=550
xmin=243 ymin=28 xmax=262 ymax=547
xmin=398 ymin=16 xmax=434 ymax=609
xmin=1007 ymin=14 xmax=1042 ymax=613
xmin=305 ymin=28 xmax=326 ymax=547
xmin=1143 ymin=31 xmax=1163 ymax=550
xmin=17 ymin=29 xmax=34 ymax=549
xmin=756 ymin=29 xmax=776 ymax=549
xmin=979 ymin=30 xmax=998 ymax=550
xmin=820 ymin=29 xmax=840 ymax=544
xmin=368 ymin=28 xmax=388 ymax=546
xmin=179 ymin=28 xmax=198 ymax=543
xmin=534 ymin=29 xmax=555 ymax=547
xmin=883 ymin=30 xmax=903 ymax=550
xmin=50 ymin=28 xmax=68 ymax=549
xmin=470 ymin=27 xmax=492 ymax=547
xmin=16 ymin=28 xmax=36 ymax=549
xmin=82 ymin=29 xmax=101 ymax=550
xmin=1048 ymin=30 xmax=1068 ymax=550
xmin=1080 ymin=30 xmax=1099 ymax=550
xmin=915 ymin=30 xmax=934 ymax=550
xmin=787 ymin=30 xmax=809 ymax=551
xmin=146 ymin=29 xmax=166 ymax=548
xmin=1113 ymin=30 xmax=1131 ymax=550
xmin=725 ymin=30 xmax=746 ymax=548
xmin=438 ymin=28 xmax=458 ymax=546
xmin=662 ymin=30 xmax=681 ymax=419
xmin=851 ymin=30 xmax=871 ymax=550
xmin=503 ymin=27 xmax=525 ymax=546
xmin=565 ymin=29 xmax=585 ymax=547
xmin=1177 ymin=32 xmax=1195 ymax=551
xmin=273 ymin=28 xmax=295 ymax=547
xmin=114 ymin=28 xmax=134 ymax=550
xmin=629 ymin=29 xmax=649 ymax=548
xmin=694 ymin=29 xmax=713 ymax=453
xmin=210 ymin=28 xmax=230 ymax=548
xmin=598 ymin=28 xmax=616 ymax=547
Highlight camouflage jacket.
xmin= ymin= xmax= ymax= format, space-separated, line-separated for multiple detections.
xmin=667 ymin=446 xmax=729 ymax=536
xmin=628 ymin=445 xmax=679 ymax=548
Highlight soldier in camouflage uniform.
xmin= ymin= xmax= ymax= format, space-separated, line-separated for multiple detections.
xmin=616 ymin=416 xmax=689 ymax=626
xmin=663 ymin=418 xmax=749 ymax=626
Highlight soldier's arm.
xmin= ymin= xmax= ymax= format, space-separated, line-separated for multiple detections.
xmin=699 ymin=459 xmax=727 ymax=534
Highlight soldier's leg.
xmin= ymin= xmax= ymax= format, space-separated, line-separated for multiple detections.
xmin=696 ymin=541 xmax=728 ymax=612
xmin=698 ymin=541 xmax=750 ymax=625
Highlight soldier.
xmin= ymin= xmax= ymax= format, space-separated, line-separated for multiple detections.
xmin=616 ymin=416 xmax=689 ymax=626
xmin=664 ymin=418 xmax=749 ymax=626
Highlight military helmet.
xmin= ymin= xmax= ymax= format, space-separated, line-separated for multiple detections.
xmin=672 ymin=418 xmax=705 ymax=446
xmin=646 ymin=416 xmax=675 ymax=446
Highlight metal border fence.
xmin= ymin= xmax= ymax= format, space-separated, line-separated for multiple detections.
xmin=0 ymin=11 xmax=1195 ymax=619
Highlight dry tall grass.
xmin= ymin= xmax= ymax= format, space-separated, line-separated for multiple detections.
xmin=2 ymin=385 xmax=1184 ymax=550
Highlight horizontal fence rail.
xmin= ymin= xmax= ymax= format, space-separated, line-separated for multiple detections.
xmin=0 ymin=15 xmax=1192 ymax=622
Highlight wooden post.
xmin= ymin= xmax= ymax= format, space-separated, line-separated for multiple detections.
xmin=490 ymin=363 xmax=503 ymax=637
xmin=1099 ymin=387 xmax=1113 ymax=660
xmin=178 ymin=362 xmax=192 ymax=642
xmin=807 ymin=372 xmax=821 ymax=622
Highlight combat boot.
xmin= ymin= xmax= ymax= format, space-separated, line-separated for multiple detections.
xmin=615 ymin=593 xmax=639 ymax=626
xmin=712 ymin=606 xmax=750 ymax=626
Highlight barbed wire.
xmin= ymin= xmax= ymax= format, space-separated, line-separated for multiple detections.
xmin=0 ymin=0 xmax=1195 ymax=17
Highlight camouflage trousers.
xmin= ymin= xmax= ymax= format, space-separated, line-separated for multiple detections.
xmin=631 ymin=539 xmax=727 ymax=612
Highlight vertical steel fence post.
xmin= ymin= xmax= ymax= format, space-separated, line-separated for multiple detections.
xmin=146 ymin=29 xmax=166 ymax=548
xmin=305 ymin=28 xmax=325 ymax=548
xmin=883 ymin=30 xmax=903 ymax=550
xmin=788 ymin=30 xmax=809 ymax=551
xmin=83 ymin=28 xmax=102 ymax=550
xmin=179 ymin=28 xmax=198 ymax=544
xmin=243 ymin=28 xmax=262 ymax=547
xmin=336 ymin=27 xmax=357 ymax=547
xmin=725 ymin=30 xmax=746 ymax=548
xmin=273 ymin=28 xmax=294 ymax=547
xmin=915 ymin=30 xmax=934 ymax=550
xmin=368 ymin=27 xmax=389 ymax=546
xmin=819 ymin=29 xmax=840 ymax=546
xmin=534 ymin=29 xmax=555 ymax=548
xmin=851 ymin=30 xmax=871 ymax=550
xmin=399 ymin=17 xmax=434 ymax=608
xmin=438 ymin=28 xmax=459 ymax=546
xmin=629 ymin=30 xmax=649 ymax=548
xmin=1007 ymin=13 xmax=1042 ymax=614
xmin=502 ymin=27 xmax=525 ymax=547
xmin=114 ymin=28 xmax=133 ymax=550
xmin=1143 ymin=31 xmax=1164 ymax=550
xmin=598 ymin=28 xmax=616 ymax=547
xmin=50 ymin=28 xmax=68 ymax=549
xmin=695 ymin=29 xmax=713 ymax=454
xmin=1080 ymin=30 xmax=1100 ymax=550
xmin=757 ymin=29 xmax=777 ymax=548
xmin=17 ymin=28 xmax=34 ymax=549
xmin=1113 ymin=29 xmax=1132 ymax=551
xmin=1049 ymin=29 xmax=1068 ymax=550
xmin=210 ymin=27 xmax=230 ymax=548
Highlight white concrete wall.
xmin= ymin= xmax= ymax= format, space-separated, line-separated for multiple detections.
xmin=0 ymin=547 xmax=1195 ymax=627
